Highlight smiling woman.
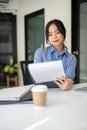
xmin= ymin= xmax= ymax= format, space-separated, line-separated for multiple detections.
xmin=34 ymin=19 xmax=77 ymax=90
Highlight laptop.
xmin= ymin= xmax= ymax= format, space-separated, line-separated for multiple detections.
xmin=28 ymin=61 xmax=65 ymax=88
xmin=0 ymin=85 xmax=33 ymax=104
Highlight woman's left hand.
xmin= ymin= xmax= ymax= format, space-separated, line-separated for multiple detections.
xmin=54 ymin=76 xmax=73 ymax=90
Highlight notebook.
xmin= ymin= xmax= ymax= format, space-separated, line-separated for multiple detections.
xmin=28 ymin=61 xmax=65 ymax=88
xmin=0 ymin=84 xmax=33 ymax=104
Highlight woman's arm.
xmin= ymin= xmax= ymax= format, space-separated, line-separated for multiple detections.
xmin=65 ymin=55 xmax=77 ymax=80
xmin=34 ymin=48 xmax=43 ymax=63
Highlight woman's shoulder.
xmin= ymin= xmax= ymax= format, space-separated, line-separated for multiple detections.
xmin=64 ymin=49 xmax=76 ymax=59
xmin=65 ymin=49 xmax=75 ymax=56
xmin=35 ymin=46 xmax=51 ymax=53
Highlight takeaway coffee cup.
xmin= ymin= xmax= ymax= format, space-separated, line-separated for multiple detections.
xmin=31 ymin=85 xmax=48 ymax=107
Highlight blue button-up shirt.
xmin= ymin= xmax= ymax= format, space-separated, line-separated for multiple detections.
xmin=34 ymin=45 xmax=77 ymax=80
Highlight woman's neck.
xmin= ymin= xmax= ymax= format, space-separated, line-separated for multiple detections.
xmin=54 ymin=44 xmax=64 ymax=54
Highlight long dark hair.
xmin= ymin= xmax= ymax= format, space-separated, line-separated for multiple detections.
xmin=46 ymin=19 xmax=66 ymax=44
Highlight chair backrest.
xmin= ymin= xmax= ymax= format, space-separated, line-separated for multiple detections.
xmin=20 ymin=61 xmax=33 ymax=85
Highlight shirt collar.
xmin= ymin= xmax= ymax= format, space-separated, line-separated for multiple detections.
xmin=49 ymin=45 xmax=69 ymax=56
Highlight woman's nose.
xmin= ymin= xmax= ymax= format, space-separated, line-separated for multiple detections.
xmin=53 ymin=33 xmax=57 ymax=38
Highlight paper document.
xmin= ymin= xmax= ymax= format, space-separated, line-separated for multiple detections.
xmin=28 ymin=61 xmax=65 ymax=83
xmin=0 ymin=85 xmax=33 ymax=101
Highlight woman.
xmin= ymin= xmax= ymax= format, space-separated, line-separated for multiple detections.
xmin=34 ymin=19 xmax=77 ymax=90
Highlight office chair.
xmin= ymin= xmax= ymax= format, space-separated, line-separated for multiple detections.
xmin=20 ymin=61 xmax=33 ymax=85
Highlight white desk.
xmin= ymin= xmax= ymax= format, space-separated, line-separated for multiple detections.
xmin=0 ymin=83 xmax=87 ymax=130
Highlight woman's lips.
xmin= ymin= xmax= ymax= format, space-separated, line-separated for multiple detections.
xmin=53 ymin=40 xmax=59 ymax=42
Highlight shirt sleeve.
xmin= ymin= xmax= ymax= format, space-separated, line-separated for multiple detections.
xmin=65 ymin=55 xmax=77 ymax=80
xmin=34 ymin=48 xmax=43 ymax=63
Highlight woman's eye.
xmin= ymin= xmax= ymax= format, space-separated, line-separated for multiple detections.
xmin=56 ymin=31 xmax=60 ymax=34
xmin=48 ymin=33 xmax=52 ymax=36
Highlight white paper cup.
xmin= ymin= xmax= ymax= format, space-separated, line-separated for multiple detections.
xmin=31 ymin=85 xmax=48 ymax=107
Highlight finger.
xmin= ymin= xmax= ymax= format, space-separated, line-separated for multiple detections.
xmin=54 ymin=80 xmax=62 ymax=87
xmin=54 ymin=81 xmax=66 ymax=90
xmin=55 ymin=79 xmax=64 ymax=84
xmin=56 ymin=77 xmax=65 ymax=83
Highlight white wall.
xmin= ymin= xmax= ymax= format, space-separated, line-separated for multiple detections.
xmin=6 ymin=0 xmax=71 ymax=85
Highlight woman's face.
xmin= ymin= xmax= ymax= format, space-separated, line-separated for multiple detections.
xmin=48 ymin=24 xmax=64 ymax=48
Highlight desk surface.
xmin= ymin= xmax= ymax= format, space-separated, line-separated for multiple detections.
xmin=0 ymin=83 xmax=87 ymax=130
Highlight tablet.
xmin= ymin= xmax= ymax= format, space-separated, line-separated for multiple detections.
xmin=28 ymin=61 xmax=65 ymax=84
